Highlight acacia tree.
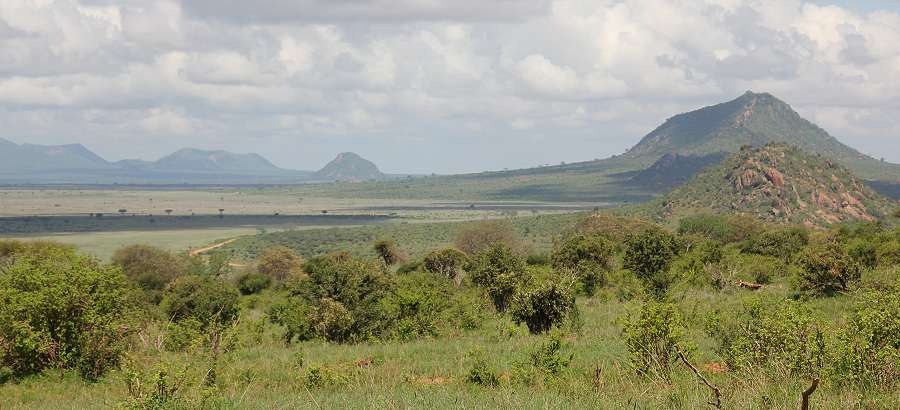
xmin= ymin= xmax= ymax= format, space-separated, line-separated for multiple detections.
xmin=256 ymin=246 xmax=304 ymax=282
xmin=373 ymin=239 xmax=405 ymax=266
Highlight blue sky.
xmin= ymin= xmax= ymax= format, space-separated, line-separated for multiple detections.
xmin=1 ymin=0 xmax=898 ymax=173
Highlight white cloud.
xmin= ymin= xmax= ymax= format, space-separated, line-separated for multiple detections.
xmin=0 ymin=0 xmax=898 ymax=172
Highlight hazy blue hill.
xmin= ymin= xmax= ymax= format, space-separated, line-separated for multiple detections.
xmin=0 ymin=141 xmax=114 ymax=172
xmin=150 ymin=148 xmax=286 ymax=174
xmin=624 ymin=91 xmax=900 ymax=180
xmin=312 ymin=152 xmax=385 ymax=182
xmin=646 ymin=143 xmax=895 ymax=226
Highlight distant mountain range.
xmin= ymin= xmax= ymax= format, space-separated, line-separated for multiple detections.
xmin=274 ymin=91 xmax=899 ymax=202
xmin=0 ymin=139 xmax=384 ymax=184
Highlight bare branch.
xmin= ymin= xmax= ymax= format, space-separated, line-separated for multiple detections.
xmin=677 ymin=350 xmax=722 ymax=409
xmin=801 ymin=378 xmax=819 ymax=410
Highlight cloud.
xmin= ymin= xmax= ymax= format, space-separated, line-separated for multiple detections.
xmin=177 ymin=0 xmax=552 ymax=23
xmin=0 ymin=0 xmax=899 ymax=172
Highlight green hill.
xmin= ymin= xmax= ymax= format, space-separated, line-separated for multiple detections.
xmin=625 ymin=91 xmax=900 ymax=180
xmin=648 ymin=143 xmax=896 ymax=226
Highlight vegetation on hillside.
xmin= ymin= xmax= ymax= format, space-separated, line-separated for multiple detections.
xmin=2 ymin=209 xmax=900 ymax=408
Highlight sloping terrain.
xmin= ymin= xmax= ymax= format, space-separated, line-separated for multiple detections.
xmin=312 ymin=152 xmax=385 ymax=182
xmin=650 ymin=143 xmax=896 ymax=226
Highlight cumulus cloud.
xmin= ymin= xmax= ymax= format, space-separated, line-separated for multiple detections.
xmin=0 ymin=0 xmax=898 ymax=172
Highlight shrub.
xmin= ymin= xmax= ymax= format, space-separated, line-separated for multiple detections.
xmin=302 ymin=364 xmax=350 ymax=388
xmin=847 ymin=238 xmax=879 ymax=270
xmin=256 ymin=246 xmax=304 ymax=282
xmin=465 ymin=352 xmax=500 ymax=387
xmin=236 ymin=273 xmax=271 ymax=295
xmin=672 ymin=239 xmax=726 ymax=289
xmin=161 ymin=276 xmax=240 ymax=328
xmin=551 ymin=234 xmax=615 ymax=295
xmin=380 ymin=272 xmax=453 ymax=340
xmin=513 ymin=334 xmax=573 ymax=384
xmin=0 ymin=246 xmax=134 ymax=380
xmin=111 ymin=244 xmax=186 ymax=302
xmin=831 ymin=290 xmax=900 ymax=388
xmin=876 ymin=240 xmax=900 ymax=267
xmin=742 ymin=226 xmax=809 ymax=260
xmin=623 ymin=227 xmax=679 ymax=299
xmin=526 ymin=253 xmax=550 ymax=266
xmin=622 ymin=302 xmax=686 ymax=377
xmin=468 ymin=244 xmax=530 ymax=312
xmin=395 ymin=259 xmax=422 ymax=274
xmin=276 ymin=253 xmax=393 ymax=343
xmin=422 ymin=247 xmax=468 ymax=283
xmin=718 ymin=300 xmax=826 ymax=377
xmin=510 ymin=281 xmax=577 ymax=334
xmin=373 ymin=239 xmax=405 ymax=266
xmin=796 ymin=241 xmax=860 ymax=296
xmin=455 ymin=220 xmax=522 ymax=255
xmin=571 ymin=213 xmax=653 ymax=244
xmin=677 ymin=214 xmax=758 ymax=243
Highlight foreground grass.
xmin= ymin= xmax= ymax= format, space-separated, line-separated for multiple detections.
xmin=2 ymin=281 xmax=894 ymax=410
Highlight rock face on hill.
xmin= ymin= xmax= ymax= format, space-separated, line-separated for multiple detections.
xmin=655 ymin=143 xmax=895 ymax=227
xmin=313 ymin=152 xmax=384 ymax=182
xmin=624 ymin=91 xmax=900 ymax=180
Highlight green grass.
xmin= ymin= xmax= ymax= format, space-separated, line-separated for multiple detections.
xmin=1 ymin=281 xmax=894 ymax=409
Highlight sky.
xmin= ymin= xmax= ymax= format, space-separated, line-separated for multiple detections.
xmin=0 ymin=0 xmax=899 ymax=174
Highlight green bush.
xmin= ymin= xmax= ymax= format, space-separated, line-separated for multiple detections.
xmin=513 ymin=334 xmax=573 ymax=384
xmin=526 ymin=253 xmax=550 ymax=266
xmin=846 ymin=238 xmax=879 ymax=270
xmin=380 ymin=272 xmax=453 ymax=340
xmin=510 ymin=281 xmax=577 ymax=334
xmin=622 ymin=302 xmax=686 ymax=377
xmin=551 ymin=234 xmax=615 ymax=295
xmin=876 ymin=240 xmax=900 ymax=267
xmin=678 ymin=214 xmax=758 ymax=243
xmin=796 ymin=241 xmax=860 ymax=296
xmin=718 ymin=299 xmax=826 ymax=377
xmin=468 ymin=244 xmax=530 ymax=312
xmin=274 ymin=253 xmax=394 ymax=343
xmin=162 ymin=318 xmax=203 ymax=352
xmin=673 ymin=239 xmax=726 ymax=289
xmin=111 ymin=244 xmax=186 ymax=303
xmin=0 ymin=245 xmax=134 ymax=380
xmin=831 ymin=290 xmax=900 ymax=388
xmin=623 ymin=227 xmax=680 ymax=299
xmin=236 ymin=272 xmax=271 ymax=295
xmin=465 ymin=352 xmax=500 ymax=387
xmin=422 ymin=247 xmax=468 ymax=283
xmin=161 ymin=276 xmax=240 ymax=328
xmin=742 ymin=226 xmax=809 ymax=260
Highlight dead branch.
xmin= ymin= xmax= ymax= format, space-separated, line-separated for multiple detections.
xmin=801 ymin=378 xmax=819 ymax=410
xmin=677 ymin=350 xmax=722 ymax=410
xmin=737 ymin=280 xmax=764 ymax=290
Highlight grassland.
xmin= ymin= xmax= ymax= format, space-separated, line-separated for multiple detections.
xmin=217 ymin=213 xmax=583 ymax=263
xmin=1 ymin=277 xmax=895 ymax=409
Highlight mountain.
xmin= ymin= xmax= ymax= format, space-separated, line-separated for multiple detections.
xmin=0 ymin=140 xmax=114 ymax=173
xmin=0 ymin=139 xmax=310 ymax=184
xmin=149 ymin=148 xmax=286 ymax=174
xmin=625 ymin=91 xmax=900 ymax=180
xmin=650 ymin=143 xmax=895 ymax=226
xmin=312 ymin=152 xmax=384 ymax=182
xmin=625 ymin=152 xmax=727 ymax=189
